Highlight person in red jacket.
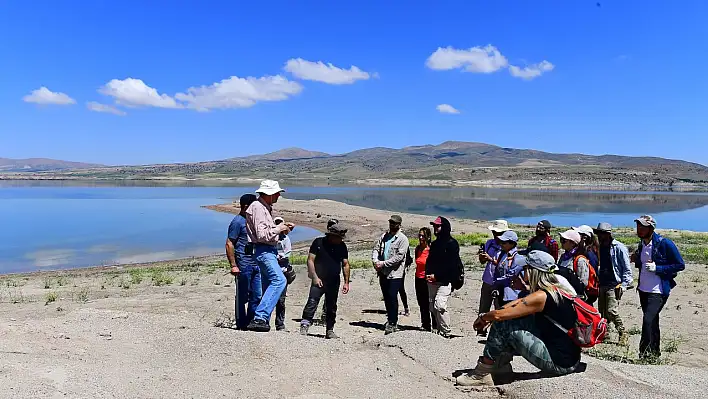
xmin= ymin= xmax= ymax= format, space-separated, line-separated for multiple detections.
xmin=414 ymin=227 xmax=436 ymax=332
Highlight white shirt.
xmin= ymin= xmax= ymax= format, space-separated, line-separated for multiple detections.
xmin=638 ymin=241 xmax=662 ymax=294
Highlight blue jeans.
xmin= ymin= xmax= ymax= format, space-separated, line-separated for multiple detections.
xmin=254 ymin=245 xmax=287 ymax=322
xmin=236 ymin=263 xmax=262 ymax=329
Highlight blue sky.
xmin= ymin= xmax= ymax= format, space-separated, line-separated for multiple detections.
xmin=2 ymin=1 xmax=707 ymax=166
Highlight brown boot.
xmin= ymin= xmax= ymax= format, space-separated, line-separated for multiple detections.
xmin=455 ymin=359 xmax=495 ymax=387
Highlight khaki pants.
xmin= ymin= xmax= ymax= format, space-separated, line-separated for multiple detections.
xmin=598 ymin=286 xmax=624 ymax=334
xmin=428 ymin=282 xmax=452 ymax=335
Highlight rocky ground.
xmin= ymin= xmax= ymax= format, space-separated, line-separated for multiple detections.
xmin=1 ymin=198 xmax=706 ymax=398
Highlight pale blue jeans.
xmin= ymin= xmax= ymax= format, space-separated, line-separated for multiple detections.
xmin=253 ymin=245 xmax=287 ymax=323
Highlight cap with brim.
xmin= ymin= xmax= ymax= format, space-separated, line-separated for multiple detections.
xmin=634 ymin=215 xmax=657 ymax=228
xmin=559 ymin=230 xmax=582 ymax=244
xmin=430 ymin=216 xmax=442 ymax=226
xmin=389 ymin=215 xmax=403 ymax=224
xmin=539 ymin=220 xmax=552 ymax=229
xmin=573 ymin=225 xmax=594 ymax=237
xmin=498 ymin=230 xmax=519 ymax=243
xmin=488 ymin=219 xmax=509 ymax=233
xmin=524 ymin=250 xmax=557 ymax=273
xmin=593 ymin=222 xmax=613 ymax=234
xmin=326 ymin=223 xmax=347 ymax=238
xmin=256 ymin=179 xmax=285 ymax=196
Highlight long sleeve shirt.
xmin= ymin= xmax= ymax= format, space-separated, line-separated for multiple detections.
xmin=245 ymin=198 xmax=280 ymax=246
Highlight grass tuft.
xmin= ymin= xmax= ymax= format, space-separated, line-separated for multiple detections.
xmin=45 ymin=291 xmax=58 ymax=305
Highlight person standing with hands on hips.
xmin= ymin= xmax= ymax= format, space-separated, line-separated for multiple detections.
xmin=632 ymin=215 xmax=685 ymax=360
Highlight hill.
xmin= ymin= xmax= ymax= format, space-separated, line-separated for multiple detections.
xmin=0 ymin=157 xmax=104 ymax=172
xmin=3 ymin=141 xmax=708 ymax=190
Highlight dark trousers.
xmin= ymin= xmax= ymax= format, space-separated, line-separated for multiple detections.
xmin=478 ymin=282 xmax=495 ymax=314
xmin=380 ymin=277 xmax=403 ymax=326
xmin=415 ymin=277 xmax=437 ymax=330
xmin=275 ymin=286 xmax=287 ymax=329
xmin=399 ymin=278 xmax=409 ymax=310
xmin=639 ymin=291 xmax=669 ymax=358
xmin=301 ymin=280 xmax=340 ymax=330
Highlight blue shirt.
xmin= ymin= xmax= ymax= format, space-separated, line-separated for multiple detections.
xmin=383 ymin=235 xmax=395 ymax=261
xmin=482 ymin=239 xmax=502 ymax=285
xmin=228 ymin=215 xmax=256 ymax=268
xmin=493 ymin=248 xmax=524 ymax=302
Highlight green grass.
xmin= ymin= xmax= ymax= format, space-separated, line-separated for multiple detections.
xmin=44 ymin=291 xmax=58 ymax=305
xmin=73 ymin=287 xmax=90 ymax=303
xmin=128 ymin=269 xmax=144 ymax=285
xmin=150 ymin=269 xmax=174 ymax=286
xmin=662 ymin=335 xmax=684 ymax=354
xmin=290 ymin=254 xmax=308 ymax=265
xmin=627 ymin=326 xmax=642 ymax=335
xmin=56 ymin=276 xmax=69 ymax=287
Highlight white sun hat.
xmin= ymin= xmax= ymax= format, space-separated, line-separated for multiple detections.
xmin=256 ymin=180 xmax=285 ymax=196
xmin=573 ymin=225 xmax=594 ymax=237
xmin=487 ymin=219 xmax=509 ymax=233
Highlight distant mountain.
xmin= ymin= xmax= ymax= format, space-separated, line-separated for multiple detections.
xmin=0 ymin=157 xmax=104 ymax=172
xmin=4 ymin=142 xmax=708 ymax=189
xmin=239 ymin=147 xmax=330 ymax=161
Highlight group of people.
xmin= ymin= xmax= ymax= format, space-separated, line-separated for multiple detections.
xmin=225 ymin=179 xmax=686 ymax=388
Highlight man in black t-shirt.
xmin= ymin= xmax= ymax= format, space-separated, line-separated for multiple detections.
xmin=300 ymin=221 xmax=351 ymax=339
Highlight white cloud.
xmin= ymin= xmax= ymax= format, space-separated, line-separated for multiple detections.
xmin=99 ymin=78 xmax=182 ymax=109
xmin=436 ymin=104 xmax=461 ymax=114
xmin=284 ymin=58 xmax=372 ymax=84
xmin=86 ymin=101 xmax=126 ymax=116
xmin=23 ymin=87 xmax=76 ymax=105
xmin=508 ymin=60 xmax=555 ymax=80
xmin=426 ymin=45 xmax=508 ymax=73
xmin=174 ymin=75 xmax=302 ymax=111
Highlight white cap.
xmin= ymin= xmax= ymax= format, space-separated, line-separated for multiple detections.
xmin=560 ymin=230 xmax=582 ymax=244
xmin=498 ymin=230 xmax=519 ymax=243
xmin=487 ymin=219 xmax=509 ymax=233
xmin=256 ymin=180 xmax=285 ymax=196
xmin=573 ymin=225 xmax=594 ymax=237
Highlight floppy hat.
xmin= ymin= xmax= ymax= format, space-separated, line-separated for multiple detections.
xmin=573 ymin=225 xmax=594 ymax=237
xmin=256 ymin=180 xmax=285 ymax=196
xmin=594 ymin=222 xmax=612 ymax=234
xmin=498 ymin=230 xmax=519 ymax=243
xmin=488 ymin=219 xmax=509 ymax=233
xmin=524 ymin=250 xmax=557 ymax=273
xmin=389 ymin=215 xmax=403 ymax=224
xmin=635 ymin=215 xmax=657 ymax=228
xmin=559 ymin=230 xmax=582 ymax=244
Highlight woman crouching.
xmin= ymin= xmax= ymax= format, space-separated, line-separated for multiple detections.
xmin=457 ymin=250 xmax=580 ymax=387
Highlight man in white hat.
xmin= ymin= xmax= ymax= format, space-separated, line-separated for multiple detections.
xmin=245 ymin=179 xmax=295 ymax=332
xmin=476 ymin=220 xmax=508 ymax=335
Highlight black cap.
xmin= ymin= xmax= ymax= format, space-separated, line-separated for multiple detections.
xmin=240 ymin=194 xmax=258 ymax=208
xmin=389 ymin=215 xmax=403 ymax=224
xmin=539 ymin=220 xmax=552 ymax=230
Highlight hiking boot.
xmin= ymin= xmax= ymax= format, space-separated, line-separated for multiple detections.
xmin=618 ymin=331 xmax=629 ymax=347
xmin=246 ymin=319 xmax=270 ymax=333
xmin=455 ymin=359 xmax=496 ymax=387
xmin=384 ymin=323 xmax=398 ymax=335
xmin=438 ymin=329 xmax=452 ymax=339
xmin=276 ymin=325 xmax=287 ymax=332
xmin=300 ymin=323 xmax=310 ymax=336
xmin=325 ymin=330 xmax=339 ymax=339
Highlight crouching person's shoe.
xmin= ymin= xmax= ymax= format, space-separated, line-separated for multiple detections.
xmin=455 ymin=358 xmax=496 ymax=387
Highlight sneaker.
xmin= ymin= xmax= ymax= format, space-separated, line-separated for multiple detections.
xmin=438 ymin=330 xmax=452 ymax=339
xmin=325 ymin=330 xmax=339 ymax=339
xmin=246 ymin=319 xmax=270 ymax=333
xmin=455 ymin=360 xmax=495 ymax=387
xmin=276 ymin=325 xmax=287 ymax=332
xmin=299 ymin=323 xmax=310 ymax=336
xmin=384 ymin=323 xmax=398 ymax=335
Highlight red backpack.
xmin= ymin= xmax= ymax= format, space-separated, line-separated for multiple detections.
xmin=574 ymin=255 xmax=599 ymax=297
xmin=545 ymin=290 xmax=607 ymax=348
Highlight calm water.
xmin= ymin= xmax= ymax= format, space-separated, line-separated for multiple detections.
xmin=3 ymin=181 xmax=708 ymax=274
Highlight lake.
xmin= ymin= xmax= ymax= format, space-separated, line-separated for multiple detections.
xmin=3 ymin=181 xmax=708 ymax=274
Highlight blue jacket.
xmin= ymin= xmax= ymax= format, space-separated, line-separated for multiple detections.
xmin=600 ymin=239 xmax=633 ymax=289
xmin=634 ymin=232 xmax=685 ymax=296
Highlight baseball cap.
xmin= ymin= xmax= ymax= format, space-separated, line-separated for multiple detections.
xmin=559 ymin=230 xmax=582 ymax=244
xmin=430 ymin=216 xmax=443 ymax=226
xmin=326 ymin=222 xmax=348 ymax=238
xmin=524 ymin=250 xmax=558 ymax=273
xmin=573 ymin=225 xmax=594 ymax=237
xmin=635 ymin=215 xmax=657 ymax=228
xmin=488 ymin=219 xmax=509 ymax=233
xmin=498 ymin=230 xmax=519 ymax=243
xmin=538 ymin=220 xmax=552 ymax=230
xmin=594 ymin=222 xmax=613 ymax=233
xmin=389 ymin=215 xmax=403 ymax=224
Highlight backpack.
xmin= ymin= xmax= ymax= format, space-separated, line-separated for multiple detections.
xmin=545 ymin=290 xmax=607 ymax=348
xmin=405 ymin=247 xmax=413 ymax=268
xmin=574 ymin=255 xmax=599 ymax=297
